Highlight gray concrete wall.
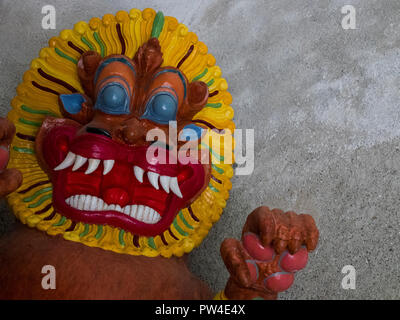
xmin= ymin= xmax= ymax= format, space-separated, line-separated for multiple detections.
xmin=1 ymin=0 xmax=399 ymax=299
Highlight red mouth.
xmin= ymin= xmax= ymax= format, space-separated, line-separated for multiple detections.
xmin=37 ymin=119 xmax=207 ymax=237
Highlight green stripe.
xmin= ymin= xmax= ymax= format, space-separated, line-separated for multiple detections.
xmin=52 ymin=216 xmax=66 ymax=227
xmin=178 ymin=211 xmax=194 ymax=230
xmin=151 ymin=11 xmax=165 ymax=38
xmin=21 ymin=105 xmax=58 ymax=117
xmin=173 ymin=218 xmax=188 ymax=237
xmin=95 ymin=225 xmax=103 ymax=239
xmin=23 ymin=187 xmax=52 ymax=202
xmin=28 ymin=193 xmax=53 ymax=208
xmin=79 ymin=224 xmax=90 ymax=237
xmin=54 ymin=48 xmax=78 ymax=64
xmin=208 ymin=183 xmax=220 ymax=193
xmin=13 ymin=146 xmax=35 ymax=154
xmin=81 ymin=36 xmax=95 ymax=51
xmin=147 ymin=237 xmax=157 ymax=250
xmin=93 ymin=32 xmax=105 ymax=57
xmin=192 ymin=68 xmax=208 ymax=82
xmin=119 ymin=230 xmax=125 ymax=247
xmin=206 ymin=79 xmax=215 ymax=87
xmin=212 ymin=164 xmax=224 ymax=174
xmin=19 ymin=118 xmax=41 ymax=127
xmin=201 ymin=143 xmax=224 ymax=161
xmin=206 ymin=102 xmax=222 ymax=108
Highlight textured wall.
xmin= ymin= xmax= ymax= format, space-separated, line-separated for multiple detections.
xmin=1 ymin=0 xmax=399 ymax=299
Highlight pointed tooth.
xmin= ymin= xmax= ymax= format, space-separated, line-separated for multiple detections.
xmin=147 ymin=172 xmax=160 ymax=190
xmin=137 ymin=205 xmax=144 ymax=220
xmin=54 ymin=152 xmax=76 ymax=171
xmin=72 ymin=155 xmax=88 ymax=171
xmin=170 ymin=177 xmax=183 ymax=198
xmin=103 ymin=202 xmax=109 ymax=210
xmin=103 ymin=160 xmax=115 ymax=175
xmin=85 ymin=159 xmax=101 ymax=174
xmin=65 ymin=197 xmax=71 ymax=205
xmin=159 ymin=176 xmax=171 ymax=193
xmin=130 ymin=205 xmax=137 ymax=218
xmin=90 ymin=196 xmax=98 ymax=211
xmin=134 ymin=166 xmax=144 ymax=183
xmin=115 ymin=205 xmax=122 ymax=213
xmin=109 ymin=204 xmax=116 ymax=211
xmin=78 ymin=195 xmax=86 ymax=210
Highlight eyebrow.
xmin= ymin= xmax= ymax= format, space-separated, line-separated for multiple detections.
xmin=94 ymin=57 xmax=136 ymax=83
xmin=147 ymin=85 xmax=178 ymax=98
xmin=152 ymin=69 xmax=187 ymax=98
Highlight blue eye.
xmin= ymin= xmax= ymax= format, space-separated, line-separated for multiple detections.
xmin=179 ymin=124 xmax=205 ymax=141
xmin=142 ymin=92 xmax=178 ymax=124
xmin=95 ymin=83 xmax=130 ymax=115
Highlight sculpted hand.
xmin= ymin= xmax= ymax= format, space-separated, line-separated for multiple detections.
xmin=220 ymin=206 xmax=319 ymax=300
xmin=0 ymin=117 xmax=22 ymax=197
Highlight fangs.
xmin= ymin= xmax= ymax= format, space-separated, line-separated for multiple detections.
xmin=65 ymin=195 xmax=162 ymax=224
xmin=134 ymin=166 xmax=183 ymax=198
xmin=54 ymin=154 xmax=183 ymax=198
xmin=54 ymin=152 xmax=115 ymax=176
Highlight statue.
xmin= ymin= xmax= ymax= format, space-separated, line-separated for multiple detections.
xmin=0 ymin=9 xmax=319 ymax=300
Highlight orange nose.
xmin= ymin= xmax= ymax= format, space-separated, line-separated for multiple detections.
xmin=118 ymin=117 xmax=148 ymax=145
xmin=103 ymin=187 xmax=130 ymax=207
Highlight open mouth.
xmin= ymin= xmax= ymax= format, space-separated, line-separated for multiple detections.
xmin=37 ymin=119 xmax=207 ymax=237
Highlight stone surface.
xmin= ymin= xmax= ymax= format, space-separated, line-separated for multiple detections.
xmin=1 ymin=0 xmax=400 ymax=299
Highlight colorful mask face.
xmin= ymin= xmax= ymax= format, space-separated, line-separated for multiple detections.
xmin=7 ymin=9 xmax=235 ymax=257
xmin=36 ymin=40 xmax=211 ymax=237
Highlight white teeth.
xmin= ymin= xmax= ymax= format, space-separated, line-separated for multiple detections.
xmin=130 ymin=205 xmax=137 ymax=218
xmin=73 ymin=195 xmax=79 ymax=208
xmin=72 ymin=155 xmax=88 ymax=171
xmin=147 ymin=172 xmax=160 ymax=190
xmin=143 ymin=206 xmax=150 ymax=222
xmin=84 ymin=195 xmax=92 ymax=211
xmin=169 ymin=177 xmax=183 ymax=198
xmin=137 ymin=205 xmax=144 ymax=220
xmin=103 ymin=160 xmax=115 ymax=175
xmin=54 ymin=152 xmax=76 ymax=171
xmin=134 ymin=166 xmax=144 ymax=183
xmin=90 ymin=197 xmax=98 ymax=211
xmin=54 ymin=152 xmax=115 ymax=176
xmin=97 ymin=200 xmax=104 ymax=211
xmin=85 ymin=159 xmax=101 ymax=174
xmin=65 ymin=194 xmax=161 ymax=224
xmin=78 ymin=195 xmax=85 ymax=210
xmin=159 ymin=176 xmax=171 ymax=193
xmin=134 ymin=167 xmax=182 ymax=198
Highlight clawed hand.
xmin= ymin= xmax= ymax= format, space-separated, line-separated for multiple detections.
xmin=221 ymin=206 xmax=319 ymax=300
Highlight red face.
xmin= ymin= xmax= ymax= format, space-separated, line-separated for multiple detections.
xmin=36 ymin=39 xmax=211 ymax=237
